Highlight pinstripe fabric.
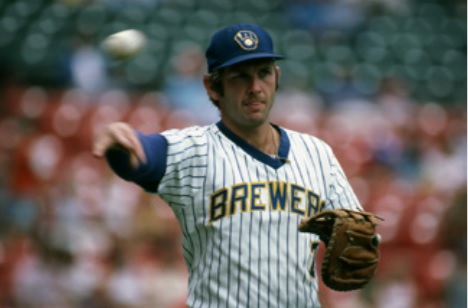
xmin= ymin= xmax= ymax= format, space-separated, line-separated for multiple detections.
xmin=156 ymin=123 xmax=362 ymax=308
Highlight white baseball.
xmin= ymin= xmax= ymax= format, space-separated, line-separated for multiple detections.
xmin=102 ymin=29 xmax=146 ymax=60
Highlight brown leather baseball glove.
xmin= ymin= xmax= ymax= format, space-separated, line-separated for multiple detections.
xmin=299 ymin=209 xmax=383 ymax=291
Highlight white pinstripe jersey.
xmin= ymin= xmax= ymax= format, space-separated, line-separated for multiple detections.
xmin=154 ymin=122 xmax=362 ymax=308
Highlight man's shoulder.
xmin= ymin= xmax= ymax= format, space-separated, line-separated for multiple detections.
xmin=162 ymin=124 xmax=214 ymax=138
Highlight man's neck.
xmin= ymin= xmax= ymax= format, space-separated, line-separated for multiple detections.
xmin=220 ymin=120 xmax=276 ymax=155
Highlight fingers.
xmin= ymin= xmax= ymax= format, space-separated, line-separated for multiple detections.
xmin=92 ymin=122 xmax=146 ymax=167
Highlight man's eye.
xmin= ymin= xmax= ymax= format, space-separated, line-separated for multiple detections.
xmin=231 ymin=73 xmax=246 ymax=80
xmin=259 ymin=69 xmax=272 ymax=78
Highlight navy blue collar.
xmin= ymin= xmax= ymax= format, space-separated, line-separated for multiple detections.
xmin=216 ymin=121 xmax=290 ymax=169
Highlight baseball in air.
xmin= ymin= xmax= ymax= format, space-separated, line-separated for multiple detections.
xmin=102 ymin=29 xmax=146 ymax=60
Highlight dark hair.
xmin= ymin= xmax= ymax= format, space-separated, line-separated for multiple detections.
xmin=206 ymin=69 xmax=224 ymax=107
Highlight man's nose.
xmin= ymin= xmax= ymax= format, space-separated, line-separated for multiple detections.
xmin=248 ymin=76 xmax=262 ymax=94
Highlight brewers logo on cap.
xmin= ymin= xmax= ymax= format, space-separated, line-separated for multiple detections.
xmin=234 ymin=30 xmax=258 ymax=51
xmin=205 ymin=23 xmax=284 ymax=72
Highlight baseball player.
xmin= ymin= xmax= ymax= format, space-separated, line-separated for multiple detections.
xmin=93 ymin=23 xmax=365 ymax=307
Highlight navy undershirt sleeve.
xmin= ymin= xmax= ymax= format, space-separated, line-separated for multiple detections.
xmin=105 ymin=131 xmax=168 ymax=192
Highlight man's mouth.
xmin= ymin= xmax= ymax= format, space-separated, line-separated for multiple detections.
xmin=244 ymin=98 xmax=264 ymax=106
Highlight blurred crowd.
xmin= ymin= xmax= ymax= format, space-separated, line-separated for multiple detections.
xmin=0 ymin=62 xmax=466 ymax=308
xmin=0 ymin=0 xmax=466 ymax=307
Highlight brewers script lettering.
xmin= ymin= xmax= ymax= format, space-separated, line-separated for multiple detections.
xmin=209 ymin=181 xmax=325 ymax=223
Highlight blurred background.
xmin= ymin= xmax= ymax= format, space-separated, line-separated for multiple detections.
xmin=0 ymin=0 xmax=466 ymax=307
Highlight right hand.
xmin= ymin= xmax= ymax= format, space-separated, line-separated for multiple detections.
xmin=92 ymin=122 xmax=146 ymax=168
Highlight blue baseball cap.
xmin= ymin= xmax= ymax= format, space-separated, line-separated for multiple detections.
xmin=206 ymin=23 xmax=285 ymax=73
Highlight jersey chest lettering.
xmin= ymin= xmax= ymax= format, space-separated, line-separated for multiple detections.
xmin=209 ymin=181 xmax=324 ymax=223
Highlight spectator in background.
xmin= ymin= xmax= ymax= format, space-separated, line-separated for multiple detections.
xmin=283 ymin=0 xmax=367 ymax=35
xmin=439 ymin=187 xmax=467 ymax=308
xmin=163 ymin=42 xmax=218 ymax=124
xmin=69 ymin=34 xmax=109 ymax=95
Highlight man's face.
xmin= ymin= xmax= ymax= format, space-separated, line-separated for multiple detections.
xmin=217 ymin=59 xmax=280 ymax=129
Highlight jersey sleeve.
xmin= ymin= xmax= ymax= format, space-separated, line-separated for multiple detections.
xmin=156 ymin=127 xmax=209 ymax=208
xmin=105 ymin=131 xmax=168 ymax=192
xmin=323 ymin=144 xmax=363 ymax=211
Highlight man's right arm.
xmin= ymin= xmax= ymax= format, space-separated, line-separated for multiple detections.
xmin=93 ymin=122 xmax=168 ymax=192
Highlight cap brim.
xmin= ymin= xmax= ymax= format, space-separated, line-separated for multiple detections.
xmin=211 ymin=53 xmax=285 ymax=72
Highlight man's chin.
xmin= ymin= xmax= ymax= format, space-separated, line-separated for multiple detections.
xmin=244 ymin=114 xmax=269 ymax=127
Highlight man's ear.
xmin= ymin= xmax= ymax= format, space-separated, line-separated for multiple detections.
xmin=203 ymin=75 xmax=221 ymax=101
xmin=275 ymin=66 xmax=281 ymax=90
